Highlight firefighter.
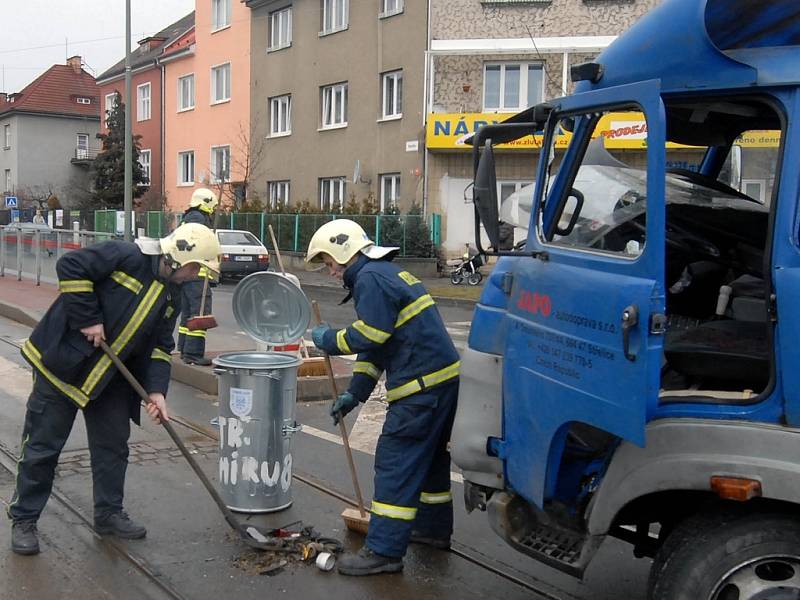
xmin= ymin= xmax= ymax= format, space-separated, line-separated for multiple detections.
xmin=8 ymin=223 xmax=221 ymax=556
xmin=177 ymin=188 xmax=218 ymax=365
xmin=306 ymin=219 xmax=459 ymax=576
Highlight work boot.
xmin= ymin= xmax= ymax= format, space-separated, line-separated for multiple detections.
xmin=182 ymin=355 xmax=212 ymax=366
xmin=11 ymin=521 xmax=40 ymax=555
xmin=94 ymin=511 xmax=147 ymax=539
xmin=409 ymin=530 xmax=451 ymax=550
xmin=337 ymin=546 xmax=404 ymax=576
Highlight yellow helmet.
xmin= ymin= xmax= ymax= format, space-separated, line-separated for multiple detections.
xmin=189 ymin=187 xmax=219 ymax=215
xmin=305 ymin=219 xmax=373 ymax=266
xmin=160 ymin=223 xmax=221 ymax=275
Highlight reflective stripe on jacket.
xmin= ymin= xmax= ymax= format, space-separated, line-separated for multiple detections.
xmin=22 ymin=241 xmax=179 ymax=408
xmin=318 ymin=255 xmax=459 ymax=402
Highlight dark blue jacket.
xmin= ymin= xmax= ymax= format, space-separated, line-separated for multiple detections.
xmin=22 ymin=241 xmax=179 ymax=413
xmin=318 ymin=255 xmax=459 ymax=403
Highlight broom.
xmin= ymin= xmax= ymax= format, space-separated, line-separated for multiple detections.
xmin=312 ymin=301 xmax=370 ymax=534
xmin=269 ymin=224 xmax=310 ymax=360
xmin=186 ymin=274 xmax=218 ymax=331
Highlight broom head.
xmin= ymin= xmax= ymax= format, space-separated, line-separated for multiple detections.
xmin=186 ymin=315 xmax=218 ymax=331
xmin=342 ymin=506 xmax=370 ymax=535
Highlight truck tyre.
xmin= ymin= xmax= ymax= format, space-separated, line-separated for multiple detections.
xmin=648 ymin=509 xmax=800 ymax=600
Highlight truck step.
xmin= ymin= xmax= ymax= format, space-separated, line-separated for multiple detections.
xmin=517 ymin=522 xmax=585 ymax=568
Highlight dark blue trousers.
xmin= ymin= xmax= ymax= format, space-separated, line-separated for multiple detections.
xmin=177 ymin=279 xmax=211 ymax=359
xmin=7 ymin=378 xmax=132 ymax=523
xmin=366 ymin=380 xmax=458 ymax=558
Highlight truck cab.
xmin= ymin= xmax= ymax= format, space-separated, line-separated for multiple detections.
xmin=451 ymin=1 xmax=800 ymax=597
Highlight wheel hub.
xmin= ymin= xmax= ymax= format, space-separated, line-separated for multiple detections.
xmin=711 ymin=556 xmax=800 ymax=600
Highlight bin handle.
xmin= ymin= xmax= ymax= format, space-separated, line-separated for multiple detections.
xmin=253 ymin=370 xmax=280 ymax=380
xmin=213 ymin=368 xmax=228 ymax=375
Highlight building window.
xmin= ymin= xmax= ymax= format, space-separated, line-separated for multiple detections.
xmin=139 ymin=149 xmax=151 ymax=185
xmin=178 ymin=74 xmax=195 ymax=111
xmin=105 ymin=92 xmax=118 ymax=128
xmin=212 ymin=0 xmax=231 ymax=30
xmin=76 ymin=134 xmax=89 ymax=159
xmin=380 ymin=173 xmax=400 ymax=210
xmin=211 ymin=63 xmax=231 ymax=104
xmin=321 ymin=0 xmax=348 ymax=34
xmin=270 ymin=95 xmax=292 ymax=136
xmin=211 ymin=145 xmax=231 ymax=183
xmin=76 ymin=97 xmax=92 ymax=104
xmin=319 ymin=177 xmax=346 ymax=211
xmin=381 ymin=70 xmax=403 ymax=119
xmin=379 ymin=0 xmax=403 ymax=17
xmin=268 ymin=180 xmax=290 ymax=207
xmin=270 ymin=7 xmax=292 ymax=50
xmin=4 ymin=169 xmax=11 ymax=193
xmin=137 ymin=82 xmax=151 ymax=121
xmin=483 ymin=62 xmax=544 ymax=112
xmin=321 ymin=82 xmax=348 ymax=128
xmin=178 ymin=151 xmax=195 ymax=185
xmin=3 ymin=125 xmax=9 ymax=149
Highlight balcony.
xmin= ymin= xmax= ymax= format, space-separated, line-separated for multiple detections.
xmin=71 ymin=147 xmax=100 ymax=166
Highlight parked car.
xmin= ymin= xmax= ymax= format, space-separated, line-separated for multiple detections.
xmin=216 ymin=229 xmax=270 ymax=281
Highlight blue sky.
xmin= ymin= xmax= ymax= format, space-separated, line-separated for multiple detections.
xmin=1 ymin=1 xmax=195 ymax=92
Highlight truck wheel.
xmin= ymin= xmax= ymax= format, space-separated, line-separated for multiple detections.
xmin=649 ymin=510 xmax=800 ymax=600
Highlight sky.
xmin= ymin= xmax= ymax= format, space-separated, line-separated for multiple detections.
xmin=0 ymin=1 xmax=195 ymax=93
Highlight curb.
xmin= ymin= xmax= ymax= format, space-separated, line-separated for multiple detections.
xmin=0 ymin=300 xmax=41 ymax=329
xmin=171 ymin=358 xmax=352 ymax=402
xmin=0 ymin=298 xmax=351 ymax=400
xmin=298 ymin=282 xmax=478 ymax=310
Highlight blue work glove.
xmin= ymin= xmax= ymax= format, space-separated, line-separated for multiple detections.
xmin=311 ymin=324 xmax=331 ymax=348
xmin=330 ymin=392 xmax=359 ymax=426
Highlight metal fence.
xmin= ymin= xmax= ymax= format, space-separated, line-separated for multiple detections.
xmin=1 ymin=209 xmax=441 ymax=259
xmin=0 ymin=224 xmax=119 ymax=285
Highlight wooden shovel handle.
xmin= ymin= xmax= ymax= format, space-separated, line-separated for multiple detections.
xmin=311 ymin=301 xmax=367 ymax=517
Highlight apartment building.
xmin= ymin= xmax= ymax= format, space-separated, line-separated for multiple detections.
xmin=162 ymin=0 xmax=251 ymax=212
xmin=245 ymin=0 xmax=427 ymax=212
xmin=96 ymin=13 xmax=195 ymax=200
xmin=0 ymin=56 xmax=99 ymax=207
xmin=426 ymin=0 xmax=660 ymax=253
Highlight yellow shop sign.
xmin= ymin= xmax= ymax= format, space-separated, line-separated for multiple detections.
xmin=425 ymin=113 xmax=780 ymax=151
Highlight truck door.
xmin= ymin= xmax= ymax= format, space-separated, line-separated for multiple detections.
xmin=503 ymin=80 xmax=666 ymax=506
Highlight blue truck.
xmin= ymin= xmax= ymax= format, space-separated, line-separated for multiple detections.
xmin=451 ymin=1 xmax=800 ymax=598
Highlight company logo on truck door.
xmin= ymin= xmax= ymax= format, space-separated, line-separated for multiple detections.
xmin=517 ymin=290 xmax=552 ymax=316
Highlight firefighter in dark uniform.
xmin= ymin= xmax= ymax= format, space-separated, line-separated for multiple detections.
xmin=8 ymin=223 xmax=221 ymax=556
xmin=306 ymin=219 xmax=460 ymax=576
xmin=177 ymin=187 xmax=218 ymax=365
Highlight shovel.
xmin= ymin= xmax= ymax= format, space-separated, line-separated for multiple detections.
xmin=98 ymin=339 xmax=271 ymax=549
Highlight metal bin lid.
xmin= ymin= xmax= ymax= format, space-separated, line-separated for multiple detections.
xmin=212 ymin=351 xmax=302 ymax=370
xmin=232 ymin=272 xmax=311 ymax=345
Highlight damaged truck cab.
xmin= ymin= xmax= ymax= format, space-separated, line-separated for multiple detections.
xmin=451 ymin=0 xmax=800 ymax=597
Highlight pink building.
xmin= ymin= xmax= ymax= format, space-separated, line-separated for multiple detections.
xmin=161 ymin=0 xmax=251 ymax=213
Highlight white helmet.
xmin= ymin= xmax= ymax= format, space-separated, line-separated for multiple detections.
xmin=189 ymin=188 xmax=218 ymax=215
xmin=160 ymin=223 xmax=221 ymax=274
xmin=305 ymin=219 xmax=374 ymax=266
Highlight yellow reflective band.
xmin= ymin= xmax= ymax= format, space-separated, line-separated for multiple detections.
xmin=81 ymin=281 xmax=164 ymax=395
xmin=352 ymin=320 xmax=391 ymax=344
xmin=353 ymin=361 xmax=381 ymax=380
xmin=151 ymin=348 xmax=172 ymax=363
xmin=336 ymin=329 xmax=352 ymax=353
xmin=395 ymin=294 xmax=435 ymax=328
xmin=398 ymin=271 xmax=421 ymax=286
xmin=110 ymin=271 xmax=143 ymax=294
xmin=165 ymin=306 xmax=175 ymax=319
xmin=178 ymin=326 xmax=190 ymax=335
xmin=58 ymin=279 xmax=94 ymax=293
xmin=385 ymin=360 xmax=461 ymax=402
xmin=420 ymin=491 xmax=453 ymax=504
xmin=422 ymin=360 xmax=461 ymax=388
xmin=370 ymin=500 xmax=417 ymax=521
xmin=22 ymin=340 xmax=90 ymax=408
xmin=185 ymin=329 xmax=207 ymax=338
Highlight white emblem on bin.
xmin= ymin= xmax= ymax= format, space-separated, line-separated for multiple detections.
xmin=230 ymin=387 xmax=253 ymax=418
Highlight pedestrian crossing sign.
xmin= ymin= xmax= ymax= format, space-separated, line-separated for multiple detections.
xmin=4 ymin=196 xmax=17 ymax=208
